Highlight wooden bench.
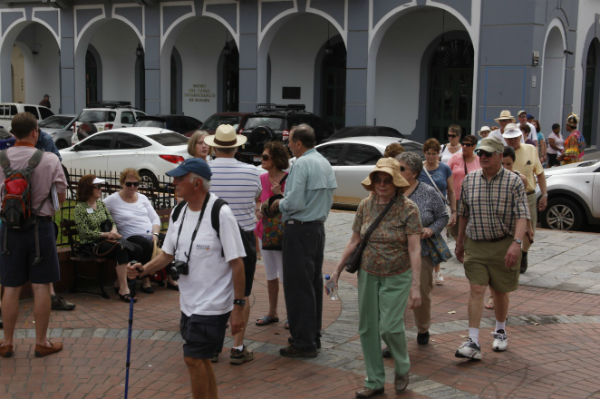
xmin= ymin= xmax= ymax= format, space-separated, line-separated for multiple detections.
xmin=60 ymin=219 xmax=113 ymax=299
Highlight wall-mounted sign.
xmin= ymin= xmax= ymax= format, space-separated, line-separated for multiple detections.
xmin=282 ymin=86 xmax=301 ymax=99
xmin=184 ymin=84 xmax=216 ymax=103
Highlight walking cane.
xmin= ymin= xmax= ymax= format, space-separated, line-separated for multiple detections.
xmin=124 ymin=294 xmax=134 ymax=399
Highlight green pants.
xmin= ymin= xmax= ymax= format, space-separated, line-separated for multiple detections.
xmin=358 ymin=269 xmax=412 ymax=389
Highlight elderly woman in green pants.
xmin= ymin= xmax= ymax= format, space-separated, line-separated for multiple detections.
xmin=332 ymin=157 xmax=422 ymax=398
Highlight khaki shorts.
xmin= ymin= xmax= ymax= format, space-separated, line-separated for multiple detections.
xmin=464 ymin=237 xmax=520 ymax=293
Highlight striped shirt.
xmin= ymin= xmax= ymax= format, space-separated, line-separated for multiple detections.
xmin=458 ymin=167 xmax=529 ymax=241
xmin=209 ymin=157 xmax=262 ymax=231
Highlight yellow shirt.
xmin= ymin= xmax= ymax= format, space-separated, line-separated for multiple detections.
xmin=513 ymin=143 xmax=543 ymax=193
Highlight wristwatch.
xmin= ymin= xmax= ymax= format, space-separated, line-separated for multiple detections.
xmin=513 ymin=238 xmax=522 ymax=245
xmin=233 ymin=299 xmax=246 ymax=306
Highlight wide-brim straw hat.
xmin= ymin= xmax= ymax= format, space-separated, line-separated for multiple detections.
xmin=494 ymin=110 xmax=516 ymax=123
xmin=204 ymin=124 xmax=247 ymax=148
xmin=361 ymin=157 xmax=409 ymax=191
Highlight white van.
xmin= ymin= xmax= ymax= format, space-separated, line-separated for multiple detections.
xmin=0 ymin=103 xmax=54 ymax=130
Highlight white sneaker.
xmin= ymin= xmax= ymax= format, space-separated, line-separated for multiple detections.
xmin=492 ymin=329 xmax=508 ymax=352
xmin=455 ymin=338 xmax=482 ymax=360
xmin=434 ymin=271 xmax=444 ymax=285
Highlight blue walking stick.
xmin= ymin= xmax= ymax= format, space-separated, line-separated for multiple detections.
xmin=124 ymin=292 xmax=134 ymax=398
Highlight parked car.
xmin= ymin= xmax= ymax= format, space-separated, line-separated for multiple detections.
xmin=72 ymin=102 xmax=146 ymax=144
xmin=61 ymin=127 xmax=189 ymax=190
xmin=312 ymin=136 xmax=423 ymax=207
xmin=0 ymin=103 xmax=54 ymax=131
xmin=134 ymin=114 xmax=202 ymax=137
xmin=325 ymin=126 xmax=406 ymax=141
xmin=238 ymin=104 xmax=333 ymax=164
xmin=38 ymin=114 xmax=77 ymax=149
xmin=537 ymin=159 xmax=600 ymax=231
xmin=201 ymin=112 xmax=251 ymax=134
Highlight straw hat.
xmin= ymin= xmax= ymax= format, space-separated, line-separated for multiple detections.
xmin=361 ymin=157 xmax=409 ymax=191
xmin=494 ymin=110 xmax=516 ymax=123
xmin=203 ymin=124 xmax=247 ymax=148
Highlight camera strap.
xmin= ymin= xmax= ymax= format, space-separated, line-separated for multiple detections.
xmin=173 ymin=194 xmax=210 ymax=265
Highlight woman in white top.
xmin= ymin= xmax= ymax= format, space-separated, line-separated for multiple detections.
xmin=104 ymin=168 xmax=176 ymax=293
xmin=546 ymin=123 xmax=564 ymax=167
xmin=440 ymin=124 xmax=463 ymax=164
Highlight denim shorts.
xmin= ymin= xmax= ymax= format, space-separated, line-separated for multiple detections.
xmin=179 ymin=312 xmax=230 ymax=359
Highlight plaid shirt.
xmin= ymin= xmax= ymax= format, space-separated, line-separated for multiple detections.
xmin=458 ymin=167 xmax=530 ymax=240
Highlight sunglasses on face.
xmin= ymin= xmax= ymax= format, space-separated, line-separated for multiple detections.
xmin=372 ymin=176 xmax=393 ymax=185
xmin=462 ymin=142 xmax=475 ymax=147
xmin=448 ymin=134 xmax=458 ymax=138
xmin=261 ymin=154 xmax=270 ymax=161
xmin=125 ymin=181 xmax=139 ymax=187
xmin=476 ymin=150 xmax=493 ymax=157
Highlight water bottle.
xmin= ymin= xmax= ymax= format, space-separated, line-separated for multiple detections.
xmin=324 ymin=274 xmax=338 ymax=301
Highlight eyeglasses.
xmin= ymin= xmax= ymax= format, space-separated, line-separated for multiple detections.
xmin=261 ymin=154 xmax=270 ymax=161
xmin=372 ymin=176 xmax=393 ymax=185
xmin=476 ymin=150 xmax=493 ymax=158
xmin=462 ymin=143 xmax=475 ymax=147
xmin=125 ymin=181 xmax=139 ymax=187
xmin=425 ymin=152 xmax=439 ymax=156
xmin=448 ymin=134 xmax=458 ymax=138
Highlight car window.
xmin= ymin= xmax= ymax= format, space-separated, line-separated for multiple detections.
xmin=344 ymin=144 xmax=382 ymax=166
xmin=400 ymin=141 xmax=424 ymax=156
xmin=316 ymin=143 xmax=346 ymax=166
xmin=39 ymin=116 xmax=73 ymax=128
xmin=80 ymin=110 xmax=110 ymax=123
xmin=245 ymin=117 xmax=285 ymax=131
xmin=9 ymin=105 xmax=17 ymax=116
xmin=39 ymin=107 xmax=53 ymax=120
xmin=24 ymin=106 xmax=39 ymax=119
xmin=116 ymin=133 xmax=150 ymax=149
xmin=148 ymin=132 xmax=189 ymax=146
xmin=134 ymin=111 xmax=146 ymax=119
xmin=135 ymin=120 xmax=165 ymax=128
xmin=121 ymin=111 xmax=135 ymax=124
xmin=203 ymin=115 xmax=240 ymax=130
xmin=76 ymin=133 xmax=114 ymax=150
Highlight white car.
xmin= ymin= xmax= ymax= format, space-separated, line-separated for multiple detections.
xmin=72 ymin=105 xmax=146 ymax=144
xmin=61 ymin=127 xmax=189 ymax=190
xmin=314 ymin=136 xmax=423 ymax=207
xmin=537 ymin=159 xmax=600 ymax=230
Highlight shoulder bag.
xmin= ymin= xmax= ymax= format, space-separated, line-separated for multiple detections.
xmin=344 ymin=198 xmax=395 ymax=274
xmin=261 ymin=174 xmax=288 ymax=250
xmin=422 ymin=162 xmax=450 ymax=209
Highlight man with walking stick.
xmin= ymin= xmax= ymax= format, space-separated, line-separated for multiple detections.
xmin=128 ymin=158 xmax=246 ymax=398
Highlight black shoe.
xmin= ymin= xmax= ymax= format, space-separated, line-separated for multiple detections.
xmin=288 ymin=336 xmax=321 ymax=350
xmin=417 ymin=331 xmax=429 ymax=345
xmin=279 ymin=345 xmax=317 ymax=358
xmin=382 ymin=347 xmax=391 ymax=358
xmin=520 ymin=251 xmax=528 ymax=274
xmin=140 ymin=285 xmax=154 ymax=294
xmin=51 ymin=295 xmax=76 ymax=311
xmin=355 ymin=387 xmax=384 ymax=399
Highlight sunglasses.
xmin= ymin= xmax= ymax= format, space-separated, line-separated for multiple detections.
xmin=125 ymin=181 xmax=139 ymax=187
xmin=462 ymin=143 xmax=475 ymax=147
xmin=448 ymin=134 xmax=458 ymax=138
xmin=261 ymin=154 xmax=270 ymax=161
xmin=476 ymin=150 xmax=493 ymax=157
xmin=372 ymin=176 xmax=393 ymax=185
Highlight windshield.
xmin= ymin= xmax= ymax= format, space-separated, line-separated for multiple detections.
xmin=244 ymin=117 xmax=285 ymax=131
xmin=135 ymin=120 xmax=165 ymax=128
xmin=202 ymin=115 xmax=241 ymax=130
xmin=39 ymin=115 xmax=74 ymax=129
xmin=148 ymin=132 xmax=189 ymax=146
xmin=79 ymin=110 xmax=115 ymax=123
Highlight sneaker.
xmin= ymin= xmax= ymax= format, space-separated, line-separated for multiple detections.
xmin=455 ymin=338 xmax=482 ymax=360
xmin=394 ymin=372 xmax=409 ymax=394
xmin=434 ymin=271 xmax=444 ymax=285
xmin=417 ymin=331 xmax=429 ymax=345
xmin=51 ymin=295 xmax=76 ymax=311
xmin=492 ymin=329 xmax=508 ymax=352
xmin=230 ymin=345 xmax=254 ymax=365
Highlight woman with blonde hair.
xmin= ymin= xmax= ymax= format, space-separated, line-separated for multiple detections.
xmin=187 ymin=130 xmax=211 ymax=160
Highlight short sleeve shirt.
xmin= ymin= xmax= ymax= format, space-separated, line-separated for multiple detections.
xmin=352 ymin=194 xmax=422 ymax=276
xmin=418 ymin=162 xmax=452 ymax=197
xmin=513 ymin=144 xmax=543 ymax=193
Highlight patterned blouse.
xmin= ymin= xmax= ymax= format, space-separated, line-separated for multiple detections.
xmin=73 ymin=200 xmax=115 ymax=245
xmin=352 ymin=193 xmax=422 ymax=276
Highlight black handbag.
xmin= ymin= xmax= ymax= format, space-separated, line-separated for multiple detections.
xmin=345 ymin=198 xmax=395 ymax=273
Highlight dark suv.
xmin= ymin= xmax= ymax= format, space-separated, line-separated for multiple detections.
xmin=134 ymin=115 xmax=202 ymax=137
xmin=238 ymin=104 xmax=333 ymax=164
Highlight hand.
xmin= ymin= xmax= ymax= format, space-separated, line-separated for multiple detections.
xmin=152 ymin=234 xmax=158 ymax=244
xmin=504 ymin=242 xmax=521 ymax=268
xmin=269 ymin=199 xmax=280 ymax=215
xmin=106 ymin=231 xmax=121 ymax=240
xmin=526 ymin=229 xmax=534 ymax=244
xmin=421 ymin=227 xmax=434 ymax=239
xmin=255 ymin=209 xmax=263 ymax=221
xmin=455 ymin=242 xmax=464 ymax=263
xmin=448 ymin=213 xmax=457 ymax=227
xmin=127 ymin=262 xmax=143 ymax=280
xmin=271 ymin=180 xmax=282 ymax=195
xmin=331 ymin=271 xmax=340 ymax=288
xmin=230 ymin=307 xmax=243 ymax=335
xmin=538 ymin=195 xmax=547 ymax=211
xmin=408 ymin=285 xmax=421 ymax=309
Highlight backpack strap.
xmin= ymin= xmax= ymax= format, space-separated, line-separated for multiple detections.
xmin=171 ymin=200 xmax=187 ymax=223
xmin=0 ymin=150 xmax=12 ymax=177
xmin=25 ymin=149 xmax=44 ymax=175
xmin=211 ymin=198 xmax=227 ymax=240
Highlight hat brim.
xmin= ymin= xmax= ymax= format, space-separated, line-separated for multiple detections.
xmin=204 ymin=134 xmax=247 ymax=148
xmin=476 ymin=145 xmax=502 ymax=154
xmin=361 ymin=168 xmax=409 ymax=191
xmin=494 ymin=117 xmax=515 ymax=123
xmin=166 ymin=165 xmax=191 ymax=177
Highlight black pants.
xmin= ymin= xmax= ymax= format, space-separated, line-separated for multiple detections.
xmin=282 ymin=221 xmax=325 ymax=351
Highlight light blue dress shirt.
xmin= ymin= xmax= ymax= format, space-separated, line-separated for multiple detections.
xmin=279 ymin=148 xmax=337 ymax=222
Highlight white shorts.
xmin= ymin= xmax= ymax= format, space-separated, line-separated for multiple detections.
xmin=259 ymin=239 xmax=283 ymax=281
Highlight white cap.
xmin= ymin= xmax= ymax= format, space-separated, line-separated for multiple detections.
xmin=92 ymin=177 xmax=105 ymax=184
xmin=479 ymin=126 xmax=491 ymax=133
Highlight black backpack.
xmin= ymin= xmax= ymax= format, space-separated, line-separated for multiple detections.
xmin=171 ymin=197 xmax=252 ymax=257
xmin=0 ymin=149 xmax=43 ymax=230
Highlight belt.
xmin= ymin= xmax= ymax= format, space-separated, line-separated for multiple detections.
xmin=285 ymin=219 xmax=323 ymax=225
xmin=472 ymin=235 xmax=508 ymax=243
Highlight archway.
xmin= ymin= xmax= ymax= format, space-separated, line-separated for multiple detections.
xmin=540 ymin=25 xmax=565 ymax=134
xmin=582 ymin=38 xmax=600 ymax=145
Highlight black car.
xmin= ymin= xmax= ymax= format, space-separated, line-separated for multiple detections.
xmin=134 ymin=115 xmax=202 ymax=137
xmin=238 ymin=104 xmax=333 ymax=164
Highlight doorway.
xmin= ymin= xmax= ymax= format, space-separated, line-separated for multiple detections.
xmin=319 ymin=37 xmax=346 ymax=129
xmin=583 ymin=39 xmax=599 ymax=145
xmin=219 ymin=40 xmax=239 ymax=112
xmin=85 ymin=48 xmax=100 ymax=106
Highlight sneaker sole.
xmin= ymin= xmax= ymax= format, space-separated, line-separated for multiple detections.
xmin=230 ymin=353 xmax=254 ymax=365
xmin=454 ymin=350 xmax=482 ymax=360
xmin=493 ymin=345 xmax=507 ymax=352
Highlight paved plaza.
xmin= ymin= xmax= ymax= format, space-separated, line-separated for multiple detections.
xmin=1 ymin=210 xmax=600 ymax=398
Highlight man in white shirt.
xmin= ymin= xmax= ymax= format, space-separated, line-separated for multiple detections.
xmin=128 ymin=158 xmax=246 ymax=398
xmin=516 ymin=110 xmax=537 ymax=147
xmin=490 ymin=110 xmax=527 ymax=145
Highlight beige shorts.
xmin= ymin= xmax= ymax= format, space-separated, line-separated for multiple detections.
xmin=464 ymin=236 xmax=520 ymax=293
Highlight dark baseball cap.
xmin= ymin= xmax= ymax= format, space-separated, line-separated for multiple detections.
xmin=166 ymin=158 xmax=212 ymax=180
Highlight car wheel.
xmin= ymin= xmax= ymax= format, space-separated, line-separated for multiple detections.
xmin=540 ymin=197 xmax=583 ymax=231
xmin=56 ymin=139 xmax=68 ymax=149
xmin=138 ymin=170 xmax=159 ymax=191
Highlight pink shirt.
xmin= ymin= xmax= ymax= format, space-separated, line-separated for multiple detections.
xmin=255 ymin=172 xmax=287 ymax=238
xmin=447 ymin=153 xmax=481 ymax=201
xmin=0 ymin=145 xmax=67 ymax=216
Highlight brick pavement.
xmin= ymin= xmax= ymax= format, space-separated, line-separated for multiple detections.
xmin=1 ymin=212 xmax=600 ymax=398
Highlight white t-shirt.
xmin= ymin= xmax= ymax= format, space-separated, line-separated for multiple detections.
xmin=440 ymin=144 xmax=462 ymax=164
xmin=162 ymin=193 xmax=246 ymax=316
xmin=104 ymin=192 xmax=160 ymax=239
xmin=546 ymin=132 xmax=564 ymax=155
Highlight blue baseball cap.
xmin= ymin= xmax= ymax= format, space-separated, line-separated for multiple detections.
xmin=166 ymin=158 xmax=212 ymax=180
